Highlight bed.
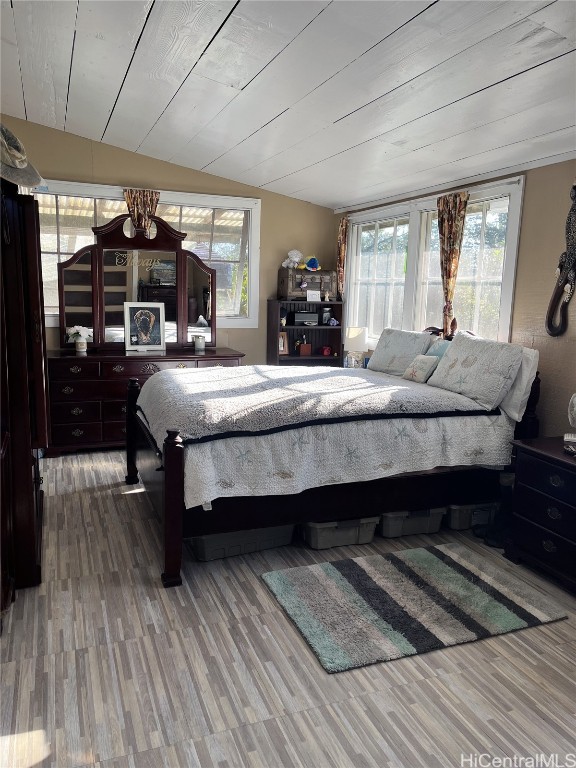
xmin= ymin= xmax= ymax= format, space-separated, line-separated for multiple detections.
xmin=125 ymin=330 xmax=540 ymax=587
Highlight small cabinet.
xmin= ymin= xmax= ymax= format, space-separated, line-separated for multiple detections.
xmin=505 ymin=437 xmax=576 ymax=592
xmin=267 ymin=299 xmax=343 ymax=366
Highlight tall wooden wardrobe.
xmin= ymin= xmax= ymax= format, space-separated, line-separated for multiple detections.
xmin=1 ymin=179 xmax=48 ymax=621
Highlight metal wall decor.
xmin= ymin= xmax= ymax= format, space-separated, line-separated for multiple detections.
xmin=545 ymin=183 xmax=576 ymax=337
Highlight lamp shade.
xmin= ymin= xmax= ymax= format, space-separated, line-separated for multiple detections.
xmin=345 ymin=326 xmax=367 ymax=352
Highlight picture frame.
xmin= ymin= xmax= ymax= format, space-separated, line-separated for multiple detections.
xmin=306 ymin=289 xmax=321 ymax=302
xmin=278 ymin=331 xmax=289 ymax=355
xmin=124 ymin=302 xmax=166 ymax=352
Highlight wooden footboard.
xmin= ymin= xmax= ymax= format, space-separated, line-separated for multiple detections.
xmin=126 ymin=378 xmax=185 ymax=587
xmin=126 ymin=377 xmax=503 ymax=587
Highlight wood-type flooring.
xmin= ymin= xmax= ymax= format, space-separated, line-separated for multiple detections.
xmin=1 ymin=451 xmax=575 ymax=768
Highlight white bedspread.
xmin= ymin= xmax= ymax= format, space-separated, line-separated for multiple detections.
xmin=136 ymin=365 xmax=515 ymax=509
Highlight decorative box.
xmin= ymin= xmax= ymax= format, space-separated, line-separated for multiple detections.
xmin=277 ymin=268 xmax=337 ymax=300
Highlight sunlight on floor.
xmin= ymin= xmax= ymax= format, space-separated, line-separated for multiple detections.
xmin=121 ymin=486 xmax=146 ymax=494
xmin=0 ymin=730 xmax=51 ymax=768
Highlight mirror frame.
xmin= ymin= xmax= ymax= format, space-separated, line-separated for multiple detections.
xmin=57 ymin=214 xmax=216 ymax=348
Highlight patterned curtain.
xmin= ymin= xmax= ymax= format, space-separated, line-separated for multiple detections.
xmin=123 ymin=188 xmax=160 ymax=235
xmin=336 ymin=216 xmax=348 ymax=300
xmin=437 ymin=191 xmax=469 ymax=337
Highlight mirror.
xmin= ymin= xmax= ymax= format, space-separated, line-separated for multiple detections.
xmin=58 ymin=214 xmax=216 ymax=348
xmin=185 ymin=250 xmax=214 ymax=344
xmin=59 ymin=246 xmax=95 ymax=344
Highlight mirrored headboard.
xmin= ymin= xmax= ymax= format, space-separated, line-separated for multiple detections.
xmin=57 ymin=214 xmax=216 ymax=349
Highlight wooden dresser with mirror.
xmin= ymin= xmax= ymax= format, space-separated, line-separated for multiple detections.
xmin=46 ymin=214 xmax=244 ymax=455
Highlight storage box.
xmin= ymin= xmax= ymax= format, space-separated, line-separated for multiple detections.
xmin=294 ymin=312 xmax=319 ymax=325
xmin=302 ymin=517 xmax=379 ymax=549
xmin=378 ymin=508 xmax=445 ymax=538
xmin=191 ymin=524 xmax=295 ymax=561
xmin=298 ymin=343 xmax=312 ymax=356
xmin=277 ymin=268 xmax=337 ymax=300
xmin=446 ymin=503 xmax=499 ymax=530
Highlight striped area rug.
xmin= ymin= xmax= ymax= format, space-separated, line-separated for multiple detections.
xmin=262 ymin=543 xmax=567 ymax=673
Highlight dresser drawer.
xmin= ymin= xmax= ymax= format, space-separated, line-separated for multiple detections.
xmin=51 ymin=422 xmax=103 ymax=446
xmin=51 ymin=401 xmax=101 ymax=425
xmin=145 ymin=289 xmax=176 ymax=301
xmin=516 ymin=453 xmax=576 ymax=506
xmin=49 ymin=360 xmax=100 ymax=379
xmin=197 ymin=358 xmax=240 ymax=368
xmin=514 ymin=484 xmax=576 ymax=540
xmin=512 ymin=517 xmax=576 ymax=578
xmin=102 ymin=360 xmax=197 ymax=378
xmin=103 ymin=421 xmax=127 ymax=442
xmin=103 ymin=400 xmax=127 ymax=421
xmin=50 ymin=380 xmax=128 ymax=402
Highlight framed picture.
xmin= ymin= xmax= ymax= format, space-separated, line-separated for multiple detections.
xmin=278 ymin=331 xmax=289 ymax=355
xmin=306 ymin=289 xmax=321 ymax=302
xmin=124 ymin=302 xmax=166 ymax=352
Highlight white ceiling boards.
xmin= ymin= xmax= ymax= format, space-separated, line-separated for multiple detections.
xmin=1 ymin=0 xmax=574 ymax=210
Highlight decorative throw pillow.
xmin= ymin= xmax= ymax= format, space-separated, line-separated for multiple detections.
xmin=425 ymin=339 xmax=451 ymax=359
xmin=499 ymin=347 xmax=539 ymax=422
xmin=427 ymin=333 xmax=523 ymax=410
xmin=367 ymin=329 xmax=434 ymax=376
xmin=402 ymin=354 xmax=439 ymax=383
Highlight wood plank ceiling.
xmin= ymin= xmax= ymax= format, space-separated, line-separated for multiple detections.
xmin=1 ymin=0 xmax=575 ymax=210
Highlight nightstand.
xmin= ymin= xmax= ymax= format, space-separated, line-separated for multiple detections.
xmin=505 ymin=437 xmax=576 ymax=592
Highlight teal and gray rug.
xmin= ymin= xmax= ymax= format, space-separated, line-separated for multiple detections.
xmin=262 ymin=543 xmax=567 ymax=673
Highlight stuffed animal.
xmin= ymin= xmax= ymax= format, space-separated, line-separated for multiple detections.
xmin=304 ymin=256 xmax=321 ymax=271
xmin=281 ymin=249 xmax=303 ymax=268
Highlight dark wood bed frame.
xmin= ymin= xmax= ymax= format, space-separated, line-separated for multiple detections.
xmin=125 ymin=374 xmax=540 ymax=588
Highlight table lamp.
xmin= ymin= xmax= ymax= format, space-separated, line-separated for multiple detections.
xmin=344 ymin=326 xmax=367 ymax=368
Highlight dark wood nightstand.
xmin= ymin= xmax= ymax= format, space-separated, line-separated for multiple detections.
xmin=505 ymin=437 xmax=576 ymax=592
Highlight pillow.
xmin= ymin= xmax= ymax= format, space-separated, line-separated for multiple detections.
xmin=367 ymin=329 xmax=434 ymax=375
xmin=402 ymin=354 xmax=439 ymax=383
xmin=427 ymin=332 xmax=523 ymax=410
xmin=425 ymin=339 xmax=451 ymax=359
xmin=499 ymin=347 xmax=539 ymax=422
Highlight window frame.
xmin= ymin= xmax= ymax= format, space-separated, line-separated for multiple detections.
xmin=34 ymin=180 xmax=261 ymax=329
xmin=345 ymin=176 xmax=524 ymax=345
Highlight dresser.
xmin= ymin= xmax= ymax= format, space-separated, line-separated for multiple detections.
xmin=505 ymin=437 xmax=576 ymax=592
xmin=47 ymin=347 xmax=244 ymax=454
xmin=138 ymin=284 xmax=177 ymax=321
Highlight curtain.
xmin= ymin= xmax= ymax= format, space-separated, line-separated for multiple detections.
xmin=437 ymin=191 xmax=469 ymax=337
xmin=336 ymin=216 xmax=348 ymax=301
xmin=123 ymin=188 xmax=160 ymax=235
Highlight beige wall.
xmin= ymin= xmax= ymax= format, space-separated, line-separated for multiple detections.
xmin=1 ymin=115 xmax=339 ymax=364
xmin=512 ymin=160 xmax=576 ymax=437
xmin=4 ymin=116 xmax=574 ymax=436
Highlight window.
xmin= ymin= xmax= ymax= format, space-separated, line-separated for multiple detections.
xmin=346 ymin=178 xmax=523 ymax=344
xmin=34 ymin=181 xmax=261 ymax=328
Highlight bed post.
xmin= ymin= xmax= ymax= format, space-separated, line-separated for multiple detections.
xmin=125 ymin=377 xmax=141 ymax=484
xmin=162 ymin=429 xmax=184 ymax=588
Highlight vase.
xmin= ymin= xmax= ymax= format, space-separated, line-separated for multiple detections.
xmin=75 ymin=339 xmax=87 ymax=355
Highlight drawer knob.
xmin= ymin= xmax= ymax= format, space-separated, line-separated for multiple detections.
xmin=113 ymin=364 xmax=125 ymax=373
xmin=176 ymin=363 xmax=187 ymax=368
xmin=548 ymin=474 xmax=564 ymax=488
xmin=547 ymin=507 xmax=562 ymax=520
xmin=71 ymin=428 xmax=84 ymax=437
xmin=71 ymin=407 xmax=83 ymax=416
xmin=140 ymin=363 xmax=160 ymax=374
xmin=542 ymin=539 xmax=557 ymax=553
xmin=121 ymin=427 xmax=126 ymax=434
xmin=62 ymin=386 xmax=74 ymax=395
xmin=121 ymin=405 xmax=127 ymax=414
xmin=69 ymin=365 xmax=82 ymax=374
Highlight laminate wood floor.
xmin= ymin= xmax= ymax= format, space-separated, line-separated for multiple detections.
xmin=1 ymin=451 xmax=575 ymax=768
